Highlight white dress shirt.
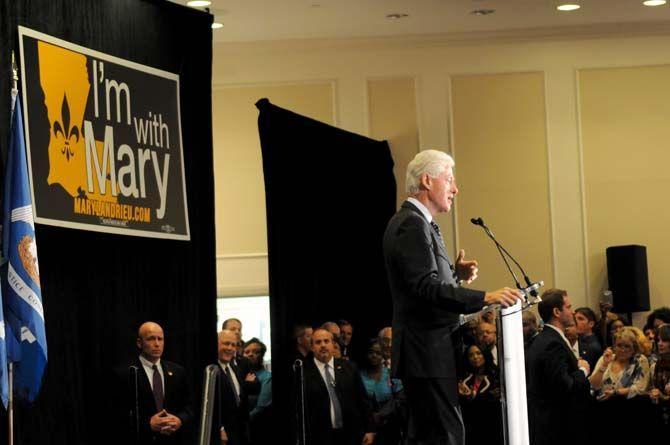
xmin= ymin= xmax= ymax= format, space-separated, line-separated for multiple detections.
xmin=313 ymin=356 xmax=337 ymax=428
xmin=407 ymin=197 xmax=433 ymax=222
xmin=545 ymin=324 xmax=588 ymax=376
xmin=139 ymin=355 xmax=164 ymax=391
xmin=219 ymin=360 xmax=241 ymax=399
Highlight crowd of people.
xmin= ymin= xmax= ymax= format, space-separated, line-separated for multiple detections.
xmin=109 ymin=148 xmax=670 ymax=445
xmin=286 ymin=301 xmax=670 ymax=445
xmin=109 ymin=303 xmax=670 ymax=445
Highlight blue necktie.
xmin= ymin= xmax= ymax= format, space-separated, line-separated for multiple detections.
xmin=324 ymin=364 xmax=343 ymax=429
xmin=430 ymin=221 xmax=444 ymax=246
xmin=431 ymin=221 xmax=458 ymax=280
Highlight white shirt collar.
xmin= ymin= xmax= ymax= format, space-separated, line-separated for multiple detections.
xmin=407 ymin=197 xmax=433 ymax=223
xmin=139 ymin=355 xmax=161 ymax=369
xmin=138 ymin=355 xmax=164 ymax=392
xmin=545 ymin=323 xmax=573 ymax=350
xmin=314 ymin=355 xmax=335 ymax=371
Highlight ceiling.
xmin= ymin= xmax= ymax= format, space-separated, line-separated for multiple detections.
xmin=169 ymin=0 xmax=670 ymax=42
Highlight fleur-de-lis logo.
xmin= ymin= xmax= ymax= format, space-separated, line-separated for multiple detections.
xmin=52 ymin=93 xmax=79 ymax=161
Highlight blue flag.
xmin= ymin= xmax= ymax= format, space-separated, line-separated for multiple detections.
xmin=2 ymin=96 xmax=47 ymax=402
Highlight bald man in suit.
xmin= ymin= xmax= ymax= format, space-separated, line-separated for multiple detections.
xmin=112 ymin=321 xmax=193 ymax=445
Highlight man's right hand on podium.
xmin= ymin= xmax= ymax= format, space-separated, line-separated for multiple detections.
xmin=484 ymin=287 xmax=523 ymax=307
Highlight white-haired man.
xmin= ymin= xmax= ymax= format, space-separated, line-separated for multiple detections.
xmin=383 ymin=149 xmax=522 ymax=445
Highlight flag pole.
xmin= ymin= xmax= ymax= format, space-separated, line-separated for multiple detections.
xmin=7 ymin=49 xmax=19 ymax=445
xmin=7 ymin=363 xmax=12 ymax=445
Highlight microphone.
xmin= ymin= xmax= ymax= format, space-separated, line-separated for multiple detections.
xmin=470 ymin=216 xmax=539 ymax=297
xmin=128 ymin=365 xmax=140 ymax=444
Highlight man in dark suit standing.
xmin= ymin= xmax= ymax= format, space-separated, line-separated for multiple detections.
xmin=112 ymin=321 xmax=193 ymax=445
xmin=383 ymin=149 xmax=522 ymax=445
xmin=574 ymin=307 xmax=603 ymax=372
xmin=296 ymin=328 xmax=375 ymax=445
xmin=526 ymin=289 xmax=592 ymax=445
xmin=211 ymin=329 xmax=259 ymax=445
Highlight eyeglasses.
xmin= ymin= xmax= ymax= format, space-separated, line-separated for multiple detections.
xmin=614 ymin=343 xmax=633 ymax=350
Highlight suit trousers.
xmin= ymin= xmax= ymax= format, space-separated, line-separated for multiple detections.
xmin=403 ymin=377 xmax=465 ymax=445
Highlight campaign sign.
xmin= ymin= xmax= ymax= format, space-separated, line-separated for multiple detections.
xmin=18 ymin=26 xmax=190 ymax=240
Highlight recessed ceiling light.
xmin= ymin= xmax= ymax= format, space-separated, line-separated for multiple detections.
xmin=187 ymin=0 xmax=211 ymax=7
xmin=643 ymin=0 xmax=666 ymax=6
xmin=386 ymin=13 xmax=409 ymax=19
xmin=557 ymin=4 xmax=581 ymax=11
xmin=211 ymin=22 xmax=223 ymax=29
xmin=471 ymin=9 xmax=496 ymax=15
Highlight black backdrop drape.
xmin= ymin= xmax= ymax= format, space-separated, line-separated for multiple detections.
xmin=256 ymin=98 xmax=397 ymax=440
xmin=0 ymin=1 xmax=216 ymax=444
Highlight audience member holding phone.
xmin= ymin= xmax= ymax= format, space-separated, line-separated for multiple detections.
xmin=590 ymin=329 xmax=650 ymax=401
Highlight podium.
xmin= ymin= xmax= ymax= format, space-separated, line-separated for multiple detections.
xmin=461 ymin=282 xmax=542 ymax=445
xmin=499 ymin=299 xmax=530 ymax=445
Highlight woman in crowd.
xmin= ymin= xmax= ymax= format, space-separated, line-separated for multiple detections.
xmin=589 ymin=329 xmax=651 ymax=442
xmin=645 ymin=324 xmax=670 ymax=434
xmin=589 ymin=329 xmax=650 ymax=400
xmin=649 ymin=324 xmax=670 ymax=404
xmin=623 ymin=326 xmax=653 ymax=358
xmin=359 ymin=339 xmax=404 ymax=445
xmin=243 ymin=338 xmax=272 ymax=445
xmin=607 ymin=318 xmax=626 ymax=347
xmin=332 ymin=338 xmax=343 ymax=359
xmin=458 ymin=344 xmax=502 ymax=445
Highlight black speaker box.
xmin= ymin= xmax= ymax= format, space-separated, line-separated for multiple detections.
xmin=606 ymin=245 xmax=650 ymax=313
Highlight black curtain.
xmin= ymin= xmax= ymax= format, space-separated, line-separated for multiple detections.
xmin=0 ymin=1 xmax=216 ymax=444
xmin=256 ymin=98 xmax=396 ymax=440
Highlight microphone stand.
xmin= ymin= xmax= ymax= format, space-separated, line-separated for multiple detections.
xmin=198 ymin=364 xmax=221 ymax=445
xmin=472 ymin=218 xmax=539 ymax=297
xmin=470 ymin=217 xmax=543 ymax=445
xmin=293 ymin=359 xmax=306 ymax=445
xmin=128 ymin=365 xmax=140 ymax=445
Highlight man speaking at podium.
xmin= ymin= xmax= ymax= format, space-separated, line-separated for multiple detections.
xmin=383 ymin=150 xmax=522 ymax=445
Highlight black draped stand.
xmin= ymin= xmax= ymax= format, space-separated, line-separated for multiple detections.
xmin=256 ymin=98 xmax=396 ymax=440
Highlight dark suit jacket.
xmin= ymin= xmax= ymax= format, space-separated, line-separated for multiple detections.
xmin=383 ymin=201 xmax=486 ymax=379
xmin=210 ymin=361 xmax=260 ymax=445
xmin=112 ymin=358 xmax=193 ymax=445
xmin=296 ymin=357 xmax=373 ymax=445
xmin=578 ymin=334 xmax=603 ymax=373
xmin=526 ymin=326 xmax=591 ymax=445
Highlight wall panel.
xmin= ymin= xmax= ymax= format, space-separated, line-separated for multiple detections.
xmin=368 ymin=77 xmax=420 ymax=210
xmin=579 ymin=66 xmax=670 ymax=314
xmin=451 ymin=72 xmax=554 ymax=293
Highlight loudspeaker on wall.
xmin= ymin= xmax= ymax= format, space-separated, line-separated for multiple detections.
xmin=606 ymin=245 xmax=650 ymax=313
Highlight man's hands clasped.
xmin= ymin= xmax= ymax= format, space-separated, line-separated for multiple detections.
xmin=150 ymin=409 xmax=182 ymax=435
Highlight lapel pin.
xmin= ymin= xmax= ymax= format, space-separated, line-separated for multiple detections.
xmin=168 ymin=371 xmax=173 ymax=376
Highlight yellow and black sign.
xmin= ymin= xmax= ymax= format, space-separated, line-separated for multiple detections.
xmin=18 ymin=27 xmax=190 ymax=240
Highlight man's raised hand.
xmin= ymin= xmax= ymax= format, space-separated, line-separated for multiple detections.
xmin=455 ymin=249 xmax=479 ymax=284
